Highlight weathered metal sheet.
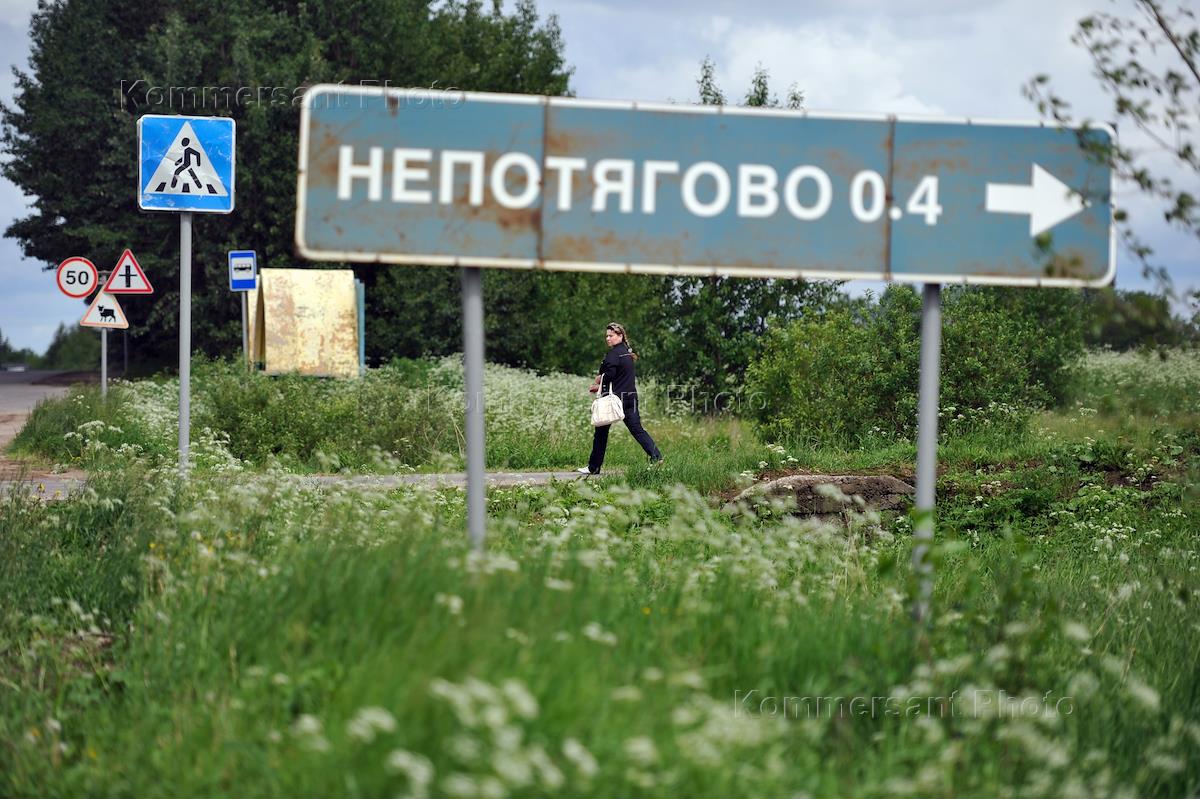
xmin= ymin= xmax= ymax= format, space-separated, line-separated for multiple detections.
xmin=296 ymin=86 xmax=1114 ymax=287
xmin=252 ymin=268 xmax=360 ymax=378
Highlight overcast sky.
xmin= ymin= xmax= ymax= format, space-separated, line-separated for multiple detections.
xmin=1 ymin=0 xmax=1196 ymax=352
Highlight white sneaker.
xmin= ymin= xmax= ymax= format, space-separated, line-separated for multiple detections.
xmin=575 ymin=467 xmax=596 ymax=476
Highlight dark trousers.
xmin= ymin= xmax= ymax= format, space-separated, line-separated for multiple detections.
xmin=588 ymin=393 xmax=661 ymax=473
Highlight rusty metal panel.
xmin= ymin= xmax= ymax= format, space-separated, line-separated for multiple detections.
xmin=254 ymin=268 xmax=360 ymax=378
xmin=247 ymin=285 xmax=264 ymax=367
xmin=295 ymin=86 xmax=1114 ymax=287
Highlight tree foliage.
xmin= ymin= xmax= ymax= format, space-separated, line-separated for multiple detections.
xmin=1 ymin=0 xmax=573 ymax=369
xmin=1025 ymin=0 xmax=1198 ymax=286
xmin=39 ymin=323 xmax=101 ymax=370
xmin=644 ymin=59 xmax=836 ymax=403
xmin=746 ymin=285 xmax=1087 ymax=446
xmin=0 ymin=328 xmax=39 ymax=365
xmin=1084 ymin=288 xmax=1198 ymax=348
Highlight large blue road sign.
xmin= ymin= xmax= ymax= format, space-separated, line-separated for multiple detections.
xmin=296 ymin=86 xmax=1113 ymax=287
xmin=138 ymin=115 xmax=235 ymax=213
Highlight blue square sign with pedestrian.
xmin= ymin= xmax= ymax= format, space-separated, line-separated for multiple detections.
xmin=138 ymin=115 xmax=235 ymax=213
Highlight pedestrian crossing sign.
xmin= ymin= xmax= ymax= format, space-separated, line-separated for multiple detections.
xmin=137 ymin=114 xmax=235 ymax=213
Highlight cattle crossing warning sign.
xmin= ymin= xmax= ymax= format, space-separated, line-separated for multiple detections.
xmin=80 ymin=291 xmax=128 ymax=329
xmin=103 ymin=249 xmax=154 ymax=294
xmin=138 ymin=115 xmax=235 ymax=213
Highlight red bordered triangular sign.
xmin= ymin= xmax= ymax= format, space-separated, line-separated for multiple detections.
xmin=103 ymin=249 xmax=154 ymax=294
xmin=80 ymin=291 xmax=129 ymax=329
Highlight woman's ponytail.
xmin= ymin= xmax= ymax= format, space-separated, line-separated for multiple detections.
xmin=607 ymin=322 xmax=639 ymax=361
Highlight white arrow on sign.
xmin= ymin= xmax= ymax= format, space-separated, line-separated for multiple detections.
xmin=985 ymin=163 xmax=1089 ymax=237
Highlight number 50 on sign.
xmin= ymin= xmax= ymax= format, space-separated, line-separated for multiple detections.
xmin=57 ymin=257 xmax=98 ymax=298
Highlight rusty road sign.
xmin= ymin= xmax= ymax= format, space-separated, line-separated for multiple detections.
xmin=296 ymin=85 xmax=1114 ymax=287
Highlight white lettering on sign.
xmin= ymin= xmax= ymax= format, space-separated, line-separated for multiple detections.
xmin=738 ymin=164 xmax=779 ymax=218
xmin=491 ymin=152 xmax=540 ymax=209
xmin=642 ymin=160 xmax=680 ymax=214
xmin=332 ymin=147 xmax=943 ymax=225
xmin=546 ymin=156 xmax=586 ymax=211
xmin=681 ymin=161 xmax=731 ymax=218
xmin=391 ymin=148 xmax=432 ymax=203
xmin=439 ymin=150 xmax=485 ymax=206
xmin=338 ymin=145 xmax=383 ymax=201
xmin=783 ymin=166 xmax=832 ymax=221
xmin=592 ymin=159 xmax=635 ymax=214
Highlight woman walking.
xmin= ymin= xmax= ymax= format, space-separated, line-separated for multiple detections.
xmin=578 ymin=322 xmax=663 ymax=476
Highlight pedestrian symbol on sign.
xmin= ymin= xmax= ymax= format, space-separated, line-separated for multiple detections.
xmin=168 ymin=137 xmax=203 ymax=192
xmin=137 ymin=115 xmax=235 ymax=213
xmin=144 ymin=122 xmax=228 ymax=197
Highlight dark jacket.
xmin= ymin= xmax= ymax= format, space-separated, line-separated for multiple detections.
xmin=598 ymin=342 xmax=637 ymax=398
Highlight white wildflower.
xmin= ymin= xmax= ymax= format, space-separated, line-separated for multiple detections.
xmin=435 ymin=593 xmax=464 ymax=615
xmin=441 ymin=773 xmax=479 ymax=798
xmin=623 ymin=736 xmax=658 ymax=766
xmin=668 ymin=670 xmax=705 ymax=690
xmin=501 ymin=679 xmax=539 ymax=720
xmin=611 ymin=685 xmax=643 ymax=702
xmin=346 ymin=706 xmax=397 ymax=743
xmin=562 ymin=738 xmax=599 ymax=779
xmin=492 ymin=749 xmax=534 ymax=787
xmin=1062 ymin=621 xmax=1091 ymax=642
xmin=582 ymin=622 xmax=618 ymax=647
xmin=386 ymin=749 xmax=435 ymax=798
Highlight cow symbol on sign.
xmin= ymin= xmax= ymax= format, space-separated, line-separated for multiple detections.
xmin=99 ymin=306 xmax=116 ymax=321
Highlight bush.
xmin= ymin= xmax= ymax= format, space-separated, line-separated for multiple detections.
xmin=746 ymin=285 xmax=1084 ymax=446
xmin=190 ymin=357 xmax=462 ymax=470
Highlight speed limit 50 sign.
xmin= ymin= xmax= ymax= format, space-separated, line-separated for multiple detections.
xmin=56 ymin=257 xmax=98 ymax=298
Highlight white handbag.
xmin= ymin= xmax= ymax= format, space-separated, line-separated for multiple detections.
xmin=591 ymin=376 xmax=625 ymax=427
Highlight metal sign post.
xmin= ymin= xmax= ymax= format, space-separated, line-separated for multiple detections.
xmin=138 ymin=114 xmax=236 ymax=475
xmin=913 ymin=284 xmax=942 ymax=623
xmin=228 ymin=250 xmax=257 ymax=371
xmin=98 ymin=268 xmax=108 ymax=400
xmin=462 ymin=267 xmax=486 ymax=550
xmin=100 ymin=328 xmax=107 ymax=399
xmin=79 ymin=285 xmax=128 ymax=388
xmin=242 ymin=293 xmax=249 ymax=369
xmin=295 ymin=85 xmax=1116 ymax=563
xmin=179 ymin=213 xmax=192 ymax=474
xmin=97 ymin=250 xmax=155 ymax=399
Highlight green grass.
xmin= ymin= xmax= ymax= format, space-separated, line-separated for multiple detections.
xmin=2 ymin=350 xmax=1199 ymax=796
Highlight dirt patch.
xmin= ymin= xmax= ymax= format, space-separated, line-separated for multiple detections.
xmin=32 ymin=371 xmax=99 ymax=386
xmin=0 ymin=411 xmax=86 ymax=484
xmin=729 ymin=474 xmax=915 ymax=515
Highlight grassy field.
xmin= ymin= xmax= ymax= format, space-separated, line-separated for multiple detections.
xmin=2 ymin=350 xmax=1198 ymax=796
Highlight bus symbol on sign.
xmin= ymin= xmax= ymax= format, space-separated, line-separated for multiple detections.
xmin=228 ymin=250 xmax=257 ymax=291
